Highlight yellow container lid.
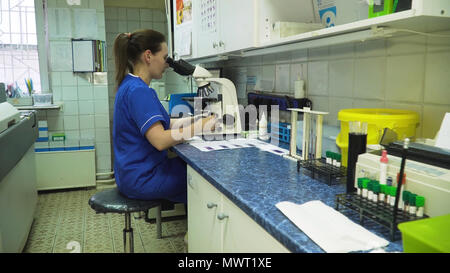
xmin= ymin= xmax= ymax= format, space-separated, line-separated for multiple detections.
xmin=338 ymin=108 xmax=419 ymax=123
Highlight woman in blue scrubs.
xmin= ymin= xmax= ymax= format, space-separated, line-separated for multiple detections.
xmin=112 ymin=29 xmax=214 ymax=204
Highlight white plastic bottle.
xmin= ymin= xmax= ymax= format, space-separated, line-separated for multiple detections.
xmin=258 ymin=112 xmax=269 ymax=141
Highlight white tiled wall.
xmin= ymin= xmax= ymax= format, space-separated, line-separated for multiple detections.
xmin=40 ymin=0 xmax=111 ymax=173
xmin=203 ymin=31 xmax=450 ymax=139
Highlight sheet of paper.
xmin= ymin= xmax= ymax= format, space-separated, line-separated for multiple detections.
xmin=174 ymin=23 xmax=192 ymax=57
xmin=189 ymin=138 xmax=289 ymax=156
xmin=276 ymin=200 xmax=389 ymax=253
xmin=435 ymin=113 xmax=450 ymax=150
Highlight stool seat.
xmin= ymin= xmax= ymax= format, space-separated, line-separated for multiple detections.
xmin=88 ymin=187 xmax=163 ymax=253
xmin=89 ymin=187 xmax=162 ymax=214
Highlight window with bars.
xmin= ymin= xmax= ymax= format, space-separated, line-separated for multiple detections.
xmin=0 ymin=0 xmax=41 ymax=95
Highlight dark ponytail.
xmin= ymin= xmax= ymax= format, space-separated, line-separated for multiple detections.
xmin=113 ymin=29 xmax=166 ymax=88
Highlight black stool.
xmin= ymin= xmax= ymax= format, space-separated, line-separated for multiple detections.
xmin=88 ymin=187 xmax=163 ymax=253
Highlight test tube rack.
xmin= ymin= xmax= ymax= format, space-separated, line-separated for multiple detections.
xmin=297 ymin=158 xmax=346 ymax=186
xmin=335 ymin=193 xmax=428 ymax=242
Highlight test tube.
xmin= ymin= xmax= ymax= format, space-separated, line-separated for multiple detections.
xmin=326 ymin=151 xmax=332 ymax=164
xmin=402 ymin=191 xmax=411 ymax=212
xmin=379 ymin=184 xmax=387 ymax=203
xmin=415 ymin=196 xmax=425 ymax=217
xmin=390 ymin=186 xmax=398 ymax=206
xmin=409 ymin=194 xmax=417 ymax=215
xmin=373 ymin=183 xmax=380 ymax=203
xmin=336 ymin=154 xmax=341 ymax=167
xmin=362 ymin=178 xmax=369 ymax=198
xmin=367 ymin=180 xmax=374 ymax=201
xmin=357 ymin=178 xmax=363 ymax=196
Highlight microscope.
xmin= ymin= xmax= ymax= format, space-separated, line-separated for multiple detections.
xmin=166 ymin=57 xmax=242 ymax=136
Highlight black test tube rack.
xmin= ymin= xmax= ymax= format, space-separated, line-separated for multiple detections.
xmin=335 ymin=192 xmax=428 ymax=241
xmin=297 ymin=158 xmax=347 ymax=186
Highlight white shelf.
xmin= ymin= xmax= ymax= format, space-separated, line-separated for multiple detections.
xmin=191 ymin=7 xmax=450 ymax=63
xmin=16 ymin=102 xmax=63 ymax=111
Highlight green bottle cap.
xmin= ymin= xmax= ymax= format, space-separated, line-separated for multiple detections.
xmin=415 ymin=196 xmax=425 ymax=207
xmin=336 ymin=154 xmax=341 ymax=162
xmin=390 ymin=186 xmax=397 ymax=196
xmin=409 ymin=194 xmax=417 ymax=206
xmin=380 ymin=184 xmax=387 ymax=194
xmin=373 ymin=184 xmax=381 ymax=194
xmin=402 ymin=191 xmax=410 ymax=202
xmin=372 ymin=180 xmax=379 ymax=185
xmin=326 ymin=151 xmax=331 ymax=158
xmin=367 ymin=181 xmax=373 ymax=191
xmin=357 ymin=178 xmax=364 ymax=188
xmin=362 ymin=178 xmax=370 ymax=189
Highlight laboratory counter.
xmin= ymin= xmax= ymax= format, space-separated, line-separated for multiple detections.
xmin=172 ymin=143 xmax=403 ymax=253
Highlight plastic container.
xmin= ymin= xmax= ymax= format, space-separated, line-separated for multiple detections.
xmin=32 ymin=93 xmax=53 ymax=106
xmin=398 ymin=214 xmax=450 ymax=253
xmin=336 ymin=109 xmax=419 ymax=167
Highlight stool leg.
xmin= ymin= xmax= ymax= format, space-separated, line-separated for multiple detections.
xmin=156 ymin=204 xmax=162 ymax=239
xmin=123 ymin=213 xmax=134 ymax=253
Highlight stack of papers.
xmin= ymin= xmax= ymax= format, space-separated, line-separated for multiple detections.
xmin=187 ymin=138 xmax=289 ymax=156
xmin=276 ymin=200 xmax=389 ymax=253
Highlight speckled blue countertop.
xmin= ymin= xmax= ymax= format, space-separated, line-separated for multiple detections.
xmin=172 ymin=143 xmax=403 ymax=253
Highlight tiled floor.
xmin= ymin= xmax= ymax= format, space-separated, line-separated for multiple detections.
xmin=23 ymin=187 xmax=187 ymax=253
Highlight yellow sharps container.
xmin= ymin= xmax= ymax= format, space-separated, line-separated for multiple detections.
xmin=336 ymin=109 xmax=419 ymax=167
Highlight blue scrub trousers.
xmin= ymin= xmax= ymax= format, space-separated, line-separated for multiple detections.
xmin=139 ymin=156 xmax=187 ymax=204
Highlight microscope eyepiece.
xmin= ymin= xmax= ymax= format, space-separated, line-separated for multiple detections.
xmin=166 ymin=57 xmax=196 ymax=76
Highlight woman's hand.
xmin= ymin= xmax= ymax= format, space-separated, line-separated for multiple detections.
xmin=194 ymin=114 xmax=218 ymax=135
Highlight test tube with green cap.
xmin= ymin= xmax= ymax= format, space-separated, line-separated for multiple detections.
xmin=367 ymin=180 xmax=374 ymax=200
xmin=379 ymin=184 xmax=387 ymax=203
xmin=336 ymin=154 xmax=342 ymax=167
xmin=389 ymin=186 xmax=397 ymax=206
xmin=357 ymin=178 xmax=364 ymax=196
xmin=409 ymin=194 xmax=417 ymax=215
xmin=331 ymin=152 xmax=337 ymax=166
xmin=385 ymin=186 xmax=392 ymax=204
xmin=326 ymin=151 xmax=332 ymax=164
xmin=372 ymin=183 xmax=380 ymax=203
xmin=402 ymin=191 xmax=411 ymax=212
xmin=415 ymin=196 xmax=425 ymax=217
xmin=362 ymin=178 xmax=370 ymax=198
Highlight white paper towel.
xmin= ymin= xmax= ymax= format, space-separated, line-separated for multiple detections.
xmin=276 ymin=200 xmax=389 ymax=253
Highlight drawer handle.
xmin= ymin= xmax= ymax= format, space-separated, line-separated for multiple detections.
xmin=187 ymin=174 xmax=193 ymax=188
xmin=217 ymin=213 xmax=229 ymax=220
xmin=207 ymin=202 xmax=217 ymax=209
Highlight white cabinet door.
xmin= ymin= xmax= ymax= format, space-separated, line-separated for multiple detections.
xmin=219 ymin=0 xmax=258 ymax=53
xmin=221 ymin=194 xmax=290 ymax=253
xmin=194 ymin=0 xmax=221 ymax=58
xmin=187 ymin=166 xmax=222 ymax=252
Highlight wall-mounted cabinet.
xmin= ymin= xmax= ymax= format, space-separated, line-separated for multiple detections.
xmin=193 ymin=0 xmax=258 ymax=58
xmin=169 ymin=0 xmax=450 ymax=63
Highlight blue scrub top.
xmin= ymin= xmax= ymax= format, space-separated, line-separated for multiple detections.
xmin=113 ymin=74 xmax=173 ymax=199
